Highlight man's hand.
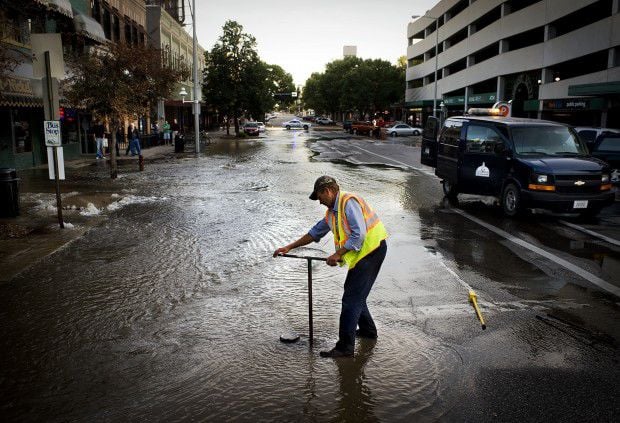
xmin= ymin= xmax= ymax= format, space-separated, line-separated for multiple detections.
xmin=273 ymin=246 xmax=290 ymax=258
xmin=327 ymin=253 xmax=341 ymax=266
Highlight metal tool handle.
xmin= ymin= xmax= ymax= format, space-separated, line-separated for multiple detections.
xmin=278 ymin=253 xmax=327 ymax=262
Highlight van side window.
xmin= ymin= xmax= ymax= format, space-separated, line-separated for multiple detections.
xmin=440 ymin=120 xmax=462 ymax=146
xmin=466 ymin=125 xmax=505 ymax=154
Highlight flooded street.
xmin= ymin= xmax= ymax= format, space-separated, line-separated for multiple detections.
xmin=1 ymin=125 xmax=619 ymax=422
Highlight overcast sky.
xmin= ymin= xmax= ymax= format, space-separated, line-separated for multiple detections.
xmin=193 ymin=0 xmax=439 ymax=86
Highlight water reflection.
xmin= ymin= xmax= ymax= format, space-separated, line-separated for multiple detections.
xmin=333 ymin=340 xmax=378 ymax=423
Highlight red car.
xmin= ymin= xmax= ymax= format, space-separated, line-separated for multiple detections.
xmin=243 ymin=122 xmax=260 ymax=136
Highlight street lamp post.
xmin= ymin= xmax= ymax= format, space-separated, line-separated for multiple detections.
xmin=179 ymin=0 xmax=200 ymax=154
xmin=412 ymin=13 xmax=440 ymax=117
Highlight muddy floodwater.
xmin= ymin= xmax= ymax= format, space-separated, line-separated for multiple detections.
xmin=1 ymin=129 xmax=618 ymax=422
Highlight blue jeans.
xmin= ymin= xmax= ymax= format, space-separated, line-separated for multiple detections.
xmin=130 ymin=138 xmax=141 ymax=156
xmin=95 ymin=137 xmax=104 ymax=158
xmin=335 ymin=240 xmax=387 ymax=353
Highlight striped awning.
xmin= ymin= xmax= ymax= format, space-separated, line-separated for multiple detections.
xmin=0 ymin=94 xmax=43 ymax=108
xmin=34 ymin=0 xmax=73 ymax=18
xmin=73 ymin=9 xmax=107 ymax=44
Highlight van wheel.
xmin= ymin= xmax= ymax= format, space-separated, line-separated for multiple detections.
xmin=502 ymin=183 xmax=522 ymax=217
xmin=442 ymin=180 xmax=458 ymax=199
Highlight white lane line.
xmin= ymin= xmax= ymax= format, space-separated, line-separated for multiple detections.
xmin=452 ymin=208 xmax=620 ymax=298
xmin=351 ymin=144 xmax=436 ymax=176
xmin=559 ymin=220 xmax=620 ymax=247
xmin=439 ymin=261 xmax=473 ymax=292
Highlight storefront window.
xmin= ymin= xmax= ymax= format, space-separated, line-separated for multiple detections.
xmin=13 ymin=111 xmax=32 ymax=153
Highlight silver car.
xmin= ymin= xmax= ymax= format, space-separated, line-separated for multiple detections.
xmin=383 ymin=124 xmax=422 ymax=137
xmin=282 ymin=119 xmax=311 ymax=130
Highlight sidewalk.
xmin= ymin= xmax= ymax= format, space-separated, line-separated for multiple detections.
xmin=0 ymin=142 xmax=190 ymax=283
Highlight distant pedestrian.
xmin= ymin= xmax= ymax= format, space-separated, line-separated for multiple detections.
xmin=129 ymin=126 xmax=141 ymax=156
xmin=171 ymin=119 xmax=180 ymax=145
xmin=163 ymin=121 xmax=171 ymax=145
xmin=94 ymin=121 xmax=105 ymax=159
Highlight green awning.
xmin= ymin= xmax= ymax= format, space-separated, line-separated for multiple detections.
xmin=568 ymin=81 xmax=620 ymax=96
xmin=404 ymin=100 xmax=435 ymax=107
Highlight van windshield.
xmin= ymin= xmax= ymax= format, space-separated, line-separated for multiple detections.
xmin=512 ymin=126 xmax=588 ymax=156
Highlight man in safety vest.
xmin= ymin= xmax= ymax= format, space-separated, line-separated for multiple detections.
xmin=273 ymin=176 xmax=388 ymax=358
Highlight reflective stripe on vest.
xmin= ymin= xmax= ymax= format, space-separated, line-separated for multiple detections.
xmin=324 ymin=191 xmax=388 ymax=269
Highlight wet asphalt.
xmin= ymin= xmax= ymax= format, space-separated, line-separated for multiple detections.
xmin=0 ymin=118 xmax=619 ymax=422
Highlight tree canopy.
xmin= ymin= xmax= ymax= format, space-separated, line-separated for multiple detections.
xmin=64 ymin=42 xmax=187 ymax=178
xmin=302 ymin=57 xmax=405 ymax=119
xmin=202 ymin=20 xmax=294 ymax=135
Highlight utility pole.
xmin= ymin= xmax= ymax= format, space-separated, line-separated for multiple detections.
xmin=192 ymin=0 xmax=200 ymax=154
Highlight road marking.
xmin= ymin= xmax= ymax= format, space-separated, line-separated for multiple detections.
xmin=438 ymin=261 xmax=473 ymax=292
xmin=559 ymin=220 xmax=620 ymax=247
xmin=453 ymin=208 xmax=620 ymax=298
xmin=351 ymin=144 xmax=436 ymax=176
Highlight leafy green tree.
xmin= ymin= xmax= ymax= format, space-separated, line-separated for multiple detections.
xmin=203 ymin=21 xmax=295 ymax=134
xmin=64 ymin=42 xmax=187 ymax=178
xmin=203 ymin=21 xmax=259 ymax=135
xmin=302 ymin=57 xmax=404 ymax=120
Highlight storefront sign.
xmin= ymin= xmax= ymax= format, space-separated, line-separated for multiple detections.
xmin=0 ymin=77 xmax=34 ymax=95
xmin=542 ymin=98 xmax=604 ymax=110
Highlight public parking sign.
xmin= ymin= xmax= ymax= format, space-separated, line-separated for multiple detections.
xmin=44 ymin=120 xmax=61 ymax=146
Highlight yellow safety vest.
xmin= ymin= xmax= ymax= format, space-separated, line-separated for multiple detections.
xmin=324 ymin=191 xmax=388 ymax=269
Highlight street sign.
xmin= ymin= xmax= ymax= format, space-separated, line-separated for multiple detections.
xmin=47 ymin=146 xmax=65 ymax=180
xmin=44 ymin=120 xmax=62 ymax=146
xmin=291 ymin=91 xmax=298 ymax=98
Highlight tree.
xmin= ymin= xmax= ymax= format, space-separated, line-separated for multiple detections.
xmin=64 ymin=43 xmax=187 ymax=178
xmin=302 ymin=57 xmax=404 ymax=120
xmin=203 ymin=21 xmax=295 ymax=135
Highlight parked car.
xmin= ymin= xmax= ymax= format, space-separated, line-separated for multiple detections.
xmin=316 ymin=117 xmax=334 ymax=125
xmin=383 ymin=123 xmax=422 ymax=137
xmin=590 ymin=132 xmax=620 ymax=185
xmin=282 ymin=119 xmax=310 ymax=130
xmin=350 ymin=121 xmax=374 ymax=135
xmin=243 ymin=122 xmax=260 ymax=136
xmin=574 ymin=126 xmax=620 ymax=150
xmin=421 ymin=114 xmax=615 ymax=218
xmin=256 ymin=122 xmax=266 ymax=133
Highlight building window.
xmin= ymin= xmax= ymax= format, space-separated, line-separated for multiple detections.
xmin=470 ymin=5 xmax=502 ymax=34
xmin=472 ymin=42 xmax=499 ymax=65
xmin=13 ymin=111 xmax=32 ymax=153
xmin=504 ymin=0 xmax=541 ymax=15
xmin=446 ymin=58 xmax=467 ymax=75
xmin=505 ymin=26 xmax=544 ymax=52
xmin=407 ymin=79 xmax=423 ymax=89
xmin=548 ymin=0 xmax=613 ymax=39
xmin=548 ymin=50 xmax=609 ymax=81
xmin=444 ymin=0 xmax=468 ymax=23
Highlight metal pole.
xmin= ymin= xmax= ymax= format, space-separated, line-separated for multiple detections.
xmin=45 ymin=51 xmax=63 ymax=229
xmin=307 ymin=258 xmax=313 ymax=346
xmin=433 ymin=16 xmax=439 ymax=118
xmin=192 ymin=0 xmax=200 ymax=154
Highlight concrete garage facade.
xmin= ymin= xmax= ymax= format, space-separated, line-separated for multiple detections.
xmin=405 ymin=0 xmax=620 ymax=128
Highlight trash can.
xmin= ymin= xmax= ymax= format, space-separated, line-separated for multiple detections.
xmin=174 ymin=134 xmax=185 ymax=153
xmin=0 ymin=168 xmax=19 ymax=217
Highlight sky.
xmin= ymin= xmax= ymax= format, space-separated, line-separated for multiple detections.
xmin=193 ymin=0 xmax=439 ymax=86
